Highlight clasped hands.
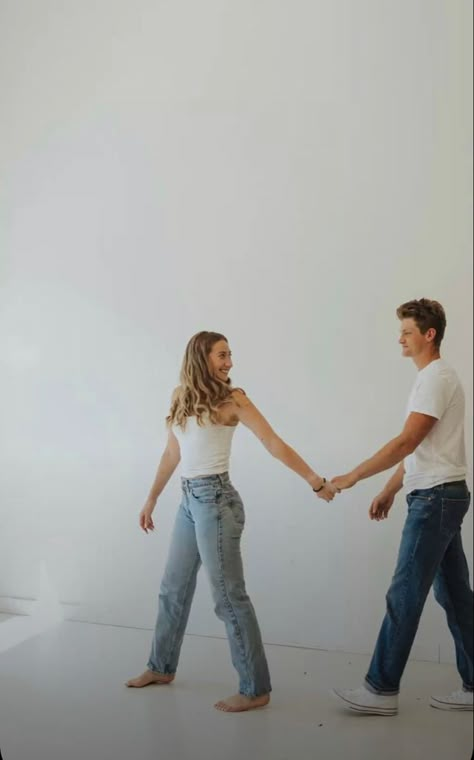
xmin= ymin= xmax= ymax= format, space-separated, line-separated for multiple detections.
xmin=314 ymin=471 xmax=393 ymax=521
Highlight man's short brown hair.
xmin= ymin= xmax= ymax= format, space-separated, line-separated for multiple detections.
xmin=396 ymin=298 xmax=446 ymax=348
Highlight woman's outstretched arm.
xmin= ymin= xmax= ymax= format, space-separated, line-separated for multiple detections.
xmin=232 ymin=389 xmax=337 ymax=503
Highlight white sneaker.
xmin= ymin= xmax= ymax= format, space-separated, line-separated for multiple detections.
xmin=430 ymin=689 xmax=474 ymax=711
xmin=332 ymin=685 xmax=398 ymax=716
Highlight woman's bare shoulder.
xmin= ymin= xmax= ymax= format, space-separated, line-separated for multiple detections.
xmin=230 ymin=387 xmax=251 ymax=407
xmin=215 ymin=388 xmax=246 ymax=425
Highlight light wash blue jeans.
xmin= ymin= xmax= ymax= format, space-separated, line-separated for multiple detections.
xmin=147 ymin=472 xmax=272 ymax=697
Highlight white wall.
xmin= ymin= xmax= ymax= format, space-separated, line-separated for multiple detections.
xmin=0 ymin=0 xmax=472 ymax=663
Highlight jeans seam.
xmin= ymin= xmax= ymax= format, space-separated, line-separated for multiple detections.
xmin=386 ymin=528 xmax=418 ymax=672
xmin=159 ymin=545 xmax=201 ymax=674
xmin=437 ymin=562 xmax=469 ymax=671
xmin=368 ymin=506 xmax=431 ymax=694
xmin=216 ymin=507 xmax=254 ymax=696
xmin=435 ymin=532 xmax=473 ymax=689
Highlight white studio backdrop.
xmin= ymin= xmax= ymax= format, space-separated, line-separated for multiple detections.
xmin=0 ymin=0 xmax=472 ymax=663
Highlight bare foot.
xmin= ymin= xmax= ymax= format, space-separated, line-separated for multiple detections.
xmin=214 ymin=693 xmax=270 ymax=713
xmin=126 ymin=670 xmax=175 ymax=688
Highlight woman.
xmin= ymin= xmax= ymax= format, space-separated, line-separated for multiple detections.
xmin=127 ymin=331 xmax=337 ymax=712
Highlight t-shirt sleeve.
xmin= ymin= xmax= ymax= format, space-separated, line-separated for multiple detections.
xmin=411 ymin=372 xmax=452 ymax=420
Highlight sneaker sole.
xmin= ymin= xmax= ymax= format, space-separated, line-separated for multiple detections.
xmin=332 ymin=689 xmax=398 ymax=716
xmin=347 ymin=704 xmax=398 ymax=716
xmin=430 ymin=701 xmax=473 ymax=712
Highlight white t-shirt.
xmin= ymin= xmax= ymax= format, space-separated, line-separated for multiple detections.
xmin=403 ymin=359 xmax=467 ymax=492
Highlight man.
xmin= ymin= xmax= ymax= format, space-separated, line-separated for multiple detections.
xmin=331 ymin=298 xmax=473 ymax=715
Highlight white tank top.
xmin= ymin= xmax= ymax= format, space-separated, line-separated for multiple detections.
xmin=173 ymin=416 xmax=237 ymax=478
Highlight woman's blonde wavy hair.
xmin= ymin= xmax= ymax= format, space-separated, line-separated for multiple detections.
xmin=166 ymin=331 xmax=234 ymax=429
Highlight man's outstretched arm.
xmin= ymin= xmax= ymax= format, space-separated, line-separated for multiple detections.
xmin=332 ymin=412 xmax=437 ymax=490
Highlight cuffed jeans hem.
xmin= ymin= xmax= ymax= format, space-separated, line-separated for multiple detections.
xmin=239 ymin=687 xmax=272 ymax=698
xmin=146 ymin=661 xmax=176 ymax=676
xmin=365 ymin=676 xmax=399 ymax=697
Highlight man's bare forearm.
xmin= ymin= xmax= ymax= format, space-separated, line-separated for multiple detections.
xmin=353 ymin=436 xmax=412 ymax=482
xmin=382 ymin=462 xmax=405 ymax=497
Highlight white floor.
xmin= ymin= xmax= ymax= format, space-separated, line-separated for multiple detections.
xmin=0 ymin=615 xmax=472 ymax=760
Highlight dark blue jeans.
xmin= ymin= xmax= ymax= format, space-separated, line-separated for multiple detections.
xmin=366 ymin=480 xmax=473 ymax=695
